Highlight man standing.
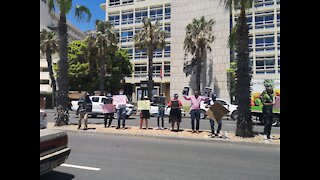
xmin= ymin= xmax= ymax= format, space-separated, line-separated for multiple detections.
xmin=115 ymin=89 xmax=128 ymax=129
xmin=205 ymin=93 xmax=223 ymax=138
xmin=183 ymin=91 xmax=209 ymax=133
xmin=77 ymin=92 xmax=92 ymax=130
xmin=157 ymin=93 xmax=166 ymax=130
xmin=261 ymin=86 xmax=275 ymax=140
xmin=103 ymin=93 xmax=115 ymax=128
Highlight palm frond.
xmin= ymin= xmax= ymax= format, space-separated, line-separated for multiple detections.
xmin=75 ymin=4 xmax=92 ymax=22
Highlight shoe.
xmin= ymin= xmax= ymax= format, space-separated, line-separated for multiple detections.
xmin=263 ymin=135 xmax=268 ymax=140
xmin=122 ymin=127 xmax=126 ymax=130
xmin=83 ymin=128 xmax=88 ymax=130
xmin=116 ymin=127 xmax=120 ymax=129
xmin=156 ymin=126 xmax=160 ymax=130
xmin=160 ymin=127 xmax=165 ymax=130
xmin=196 ymin=130 xmax=200 ymax=134
xmin=191 ymin=130 xmax=195 ymax=133
xmin=216 ymin=133 xmax=222 ymax=138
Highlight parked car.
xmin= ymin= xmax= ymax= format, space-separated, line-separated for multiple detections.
xmin=149 ymin=103 xmax=185 ymax=117
xmin=199 ymin=98 xmax=238 ymax=120
xmin=40 ymin=109 xmax=47 ymax=129
xmin=70 ymin=96 xmax=137 ymax=118
xmin=40 ymin=129 xmax=71 ymax=175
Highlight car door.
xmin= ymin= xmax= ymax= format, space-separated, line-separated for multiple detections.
xmin=90 ymin=96 xmax=100 ymax=113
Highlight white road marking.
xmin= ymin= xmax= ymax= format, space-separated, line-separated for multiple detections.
xmin=61 ymin=163 xmax=101 ymax=171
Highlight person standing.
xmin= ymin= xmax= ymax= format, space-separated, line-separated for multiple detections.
xmin=103 ymin=93 xmax=115 ymax=128
xmin=77 ymin=92 xmax=92 ymax=130
xmin=116 ymin=89 xmax=128 ymax=129
xmin=261 ymin=86 xmax=275 ymax=140
xmin=167 ymin=94 xmax=183 ymax=132
xmin=157 ymin=93 xmax=166 ymax=130
xmin=140 ymin=96 xmax=150 ymax=130
xmin=205 ymin=93 xmax=223 ymax=138
xmin=183 ymin=91 xmax=209 ymax=134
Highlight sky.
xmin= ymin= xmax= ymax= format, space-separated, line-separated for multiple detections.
xmin=66 ymin=0 xmax=106 ymax=32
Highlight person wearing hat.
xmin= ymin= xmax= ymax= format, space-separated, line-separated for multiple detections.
xmin=261 ymin=85 xmax=275 ymax=140
xmin=140 ymin=96 xmax=150 ymax=130
xmin=167 ymin=94 xmax=183 ymax=132
xmin=205 ymin=93 xmax=223 ymax=138
xmin=102 ymin=93 xmax=115 ymax=128
xmin=77 ymin=92 xmax=92 ymax=130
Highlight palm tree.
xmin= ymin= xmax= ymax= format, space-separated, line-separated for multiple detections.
xmin=93 ymin=20 xmax=117 ymax=95
xmin=40 ymin=29 xmax=59 ymax=107
xmin=221 ymin=0 xmax=254 ymax=137
xmin=133 ymin=18 xmax=166 ymax=99
xmin=183 ymin=16 xmax=215 ymax=92
xmin=46 ymin=0 xmax=91 ymax=110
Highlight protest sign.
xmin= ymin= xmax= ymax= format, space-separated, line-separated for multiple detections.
xmin=138 ymin=100 xmax=151 ymax=110
xmin=112 ymin=95 xmax=127 ymax=106
xmin=102 ymin=104 xmax=116 ymax=113
xmin=206 ymin=102 xmax=230 ymax=121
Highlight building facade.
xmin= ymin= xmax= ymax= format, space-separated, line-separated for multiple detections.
xmin=40 ymin=0 xmax=85 ymax=94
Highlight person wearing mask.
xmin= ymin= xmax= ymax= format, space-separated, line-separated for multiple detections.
xmin=103 ymin=93 xmax=115 ymax=128
xmin=167 ymin=94 xmax=183 ymax=132
xmin=116 ymin=89 xmax=128 ymax=129
xmin=77 ymin=92 xmax=92 ymax=130
xmin=205 ymin=93 xmax=223 ymax=138
xmin=140 ymin=96 xmax=150 ymax=130
xmin=261 ymin=86 xmax=275 ymax=140
xmin=157 ymin=93 xmax=166 ymax=130
xmin=183 ymin=91 xmax=209 ymax=134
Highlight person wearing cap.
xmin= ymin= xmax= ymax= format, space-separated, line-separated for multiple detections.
xmin=102 ymin=93 xmax=115 ymax=128
xmin=261 ymin=86 xmax=275 ymax=140
xmin=77 ymin=92 xmax=92 ymax=130
xmin=205 ymin=93 xmax=223 ymax=138
xmin=140 ymin=96 xmax=150 ymax=130
xmin=167 ymin=94 xmax=183 ymax=132
xmin=183 ymin=90 xmax=209 ymax=134
xmin=116 ymin=89 xmax=128 ymax=129
xmin=157 ymin=93 xmax=166 ymax=130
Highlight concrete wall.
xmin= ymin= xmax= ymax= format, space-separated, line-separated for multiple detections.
xmin=170 ymin=0 xmax=230 ymax=103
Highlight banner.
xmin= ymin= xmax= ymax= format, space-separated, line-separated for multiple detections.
xmin=102 ymin=104 xmax=116 ymax=113
xmin=112 ymin=95 xmax=127 ymax=106
xmin=138 ymin=100 xmax=151 ymax=110
xmin=206 ymin=102 xmax=230 ymax=121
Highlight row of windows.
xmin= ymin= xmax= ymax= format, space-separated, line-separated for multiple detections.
xmin=122 ymin=45 xmax=171 ymax=59
xmin=253 ymin=55 xmax=280 ymax=74
xmin=109 ymin=0 xmax=133 ymax=7
xmin=108 ymin=5 xmax=170 ymax=26
xmin=234 ymin=11 xmax=280 ymax=30
xmin=133 ymin=62 xmax=170 ymax=78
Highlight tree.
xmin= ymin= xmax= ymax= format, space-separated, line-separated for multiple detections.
xmin=221 ymin=0 xmax=254 ymax=137
xmin=40 ymin=29 xmax=59 ymax=107
xmin=46 ymin=0 xmax=91 ymax=110
xmin=133 ymin=18 xmax=166 ymax=99
xmin=183 ymin=16 xmax=215 ymax=92
xmin=227 ymin=61 xmax=237 ymax=104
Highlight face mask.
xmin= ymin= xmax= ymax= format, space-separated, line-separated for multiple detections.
xmin=119 ymin=91 xmax=123 ymax=95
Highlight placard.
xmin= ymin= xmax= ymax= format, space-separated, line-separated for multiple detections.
xmin=138 ymin=100 xmax=151 ymax=110
xmin=206 ymin=101 xmax=230 ymax=121
xmin=112 ymin=95 xmax=127 ymax=106
xmin=273 ymin=96 xmax=280 ymax=109
xmin=102 ymin=104 xmax=116 ymax=113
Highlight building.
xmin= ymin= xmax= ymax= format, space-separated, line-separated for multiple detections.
xmin=40 ymin=0 xmax=85 ymax=95
xmin=231 ymin=0 xmax=280 ymax=92
xmin=100 ymin=0 xmax=280 ymax=104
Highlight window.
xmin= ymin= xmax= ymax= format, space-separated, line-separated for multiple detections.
xmin=135 ymin=8 xmax=148 ymax=23
xmin=164 ymin=62 xmax=170 ymax=77
xmin=153 ymin=49 xmax=163 ymax=58
xmin=255 ymin=55 xmax=276 ymax=74
xmin=122 ymin=11 xmax=133 ymax=25
xmin=122 ymin=45 xmax=133 ymax=59
xmin=150 ymin=6 xmax=163 ymax=21
xmin=255 ymin=14 xmax=274 ymax=29
xmin=109 ymin=0 xmax=120 ymax=7
xmin=277 ymin=13 xmax=280 ymax=26
xmin=134 ymin=64 xmax=147 ymax=77
xmin=115 ymin=30 xmax=120 ymax=43
xmin=164 ymin=45 xmax=170 ymax=57
xmin=278 ymin=55 xmax=280 ymax=73
xmin=153 ymin=63 xmax=162 ymax=77
xmin=134 ymin=48 xmax=147 ymax=59
xmin=40 ymin=67 xmax=49 ymax=72
xmin=109 ymin=13 xmax=120 ymax=26
xmin=91 ymin=97 xmax=99 ymax=102
xmin=40 ymin=80 xmax=49 ymax=84
xmin=164 ymin=23 xmax=170 ymax=38
xmin=254 ymin=0 xmax=274 ymax=8
xmin=277 ymin=35 xmax=280 ymax=49
xmin=165 ymin=4 xmax=171 ymax=19
xmin=121 ymin=28 xmax=133 ymax=43
xmin=122 ymin=0 xmax=133 ymax=5
xmin=255 ymin=34 xmax=274 ymax=52
xmin=135 ymin=27 xmax=142 ymax=34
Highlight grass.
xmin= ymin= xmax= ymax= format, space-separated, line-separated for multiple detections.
xmin=251 ymin=106 xmax=280 ymax=113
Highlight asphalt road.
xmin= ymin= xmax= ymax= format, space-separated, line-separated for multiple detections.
xmin=46 ymin=110 xmax=280 ymax=134
xmin=40 ymin=132 xmax=280 ymax=180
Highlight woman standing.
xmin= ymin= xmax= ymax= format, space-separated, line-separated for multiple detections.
xmin=140 ymin=96 xmax=150 ymax=130
xmin=167 ymin=94 xmax=183 ymax=132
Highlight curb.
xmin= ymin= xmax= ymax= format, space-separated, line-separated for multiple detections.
xmin=49 ymin=125 xmax=280 ymax=147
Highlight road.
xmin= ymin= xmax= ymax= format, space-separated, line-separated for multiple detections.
xmin=46 ymin=110 xmax=280 ymax=134
xmin=40 ymin=132 xmax=280 ymax=180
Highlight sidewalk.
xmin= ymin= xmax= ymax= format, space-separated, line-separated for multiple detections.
xmin=47 ymin=122 xmax=280 ymax=146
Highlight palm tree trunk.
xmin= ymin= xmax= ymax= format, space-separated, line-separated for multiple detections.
xmin=56 ymin=14 xmax=69 ymax=111
xmin=99 ymin=58 xmax=106 ymax=95
xmin=147 ymin=50 xmax=154 ymax=99
xmin=235 ymin=7 xmax=253 ymax=137
xmin=46 ymin=50 xmax=57 ymax=108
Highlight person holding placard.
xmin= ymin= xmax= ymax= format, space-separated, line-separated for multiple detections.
xmin=139 ymin=96 xmax=150 ymax=130
xmin=114 ymin=89 xmax=128 ymax=129
xmin=102 ymin=93 xmax=115 ymax=128
xmin=167 ymin=94 xmax=183 ymax=132
xmin=205 ymin=93 xmax=223 ymax=138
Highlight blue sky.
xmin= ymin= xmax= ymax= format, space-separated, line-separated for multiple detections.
xmin=66 ymin=0 xmax=106 ymax=32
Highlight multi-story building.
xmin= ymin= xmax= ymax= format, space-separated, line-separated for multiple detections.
xmin=101 ymin=0 xmax=172 ymax=102
xmin=231 ymin=0 xmax=280 ymax=91
xmin=40 ymin=0 xmax=85 ymax=94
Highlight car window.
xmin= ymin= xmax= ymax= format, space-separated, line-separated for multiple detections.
xmin=101 ymin=98 xmax=107 ymax=103
xmin=218 ymin=100 xmax=227 ymax=106
xmin=91 ymin=97 xmax=99 ymax=102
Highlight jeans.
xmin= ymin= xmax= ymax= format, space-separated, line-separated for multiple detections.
xmin=190 ymin=109 xmax=201 ymax=131
xmin=209 ymin=119 xmax=222 ymax=134
xmin=157 ymin=109 xmax=165 ymax=127
xmin=263 ymin=106 xmax=273 ymax=138
xmin=117 ymin=107 xmax=126 ymax=128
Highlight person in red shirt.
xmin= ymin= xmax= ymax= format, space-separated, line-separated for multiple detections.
xmin=167 ymin=94 xmax=183 ymax=132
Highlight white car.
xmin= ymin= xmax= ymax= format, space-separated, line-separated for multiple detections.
xmin=40 ymin=109 xmax=47 ymax=129
xmin=149 ymin=103 xmax=185 ymax=117
xmin=199 ymin=98 xmax=238 ymax=120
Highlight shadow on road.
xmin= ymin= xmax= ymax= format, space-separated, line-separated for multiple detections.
xmin=40 ymin=171 xmax=75 ymax=180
